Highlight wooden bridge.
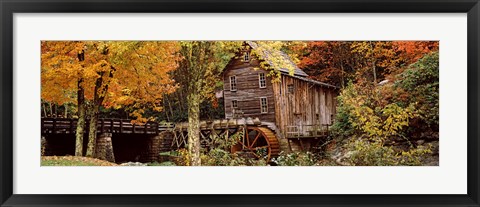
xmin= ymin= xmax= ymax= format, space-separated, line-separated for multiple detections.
xmin=41 ymin=118 xmax=173 ymax=135
xmin=41 ymin=117 xmax=331 ymax=162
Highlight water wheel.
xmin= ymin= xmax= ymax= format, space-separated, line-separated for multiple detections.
xmin=231 ymin=126 xmax=280 ymax=161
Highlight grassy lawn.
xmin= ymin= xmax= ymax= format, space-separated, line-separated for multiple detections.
xmin=41 ymin=156 xmax=118 ymax=166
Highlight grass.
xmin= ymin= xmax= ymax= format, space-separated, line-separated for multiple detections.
xmin=41 ymin=156 xmax=118 ymax=166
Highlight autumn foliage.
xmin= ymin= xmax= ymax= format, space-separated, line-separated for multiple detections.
xmin=41 ymin=41 xmax=180 ymax=156
xmin=41 ymin=40 xmax=439 ymax=166
xmin=296 ymin=41 xmax=438 ymax=87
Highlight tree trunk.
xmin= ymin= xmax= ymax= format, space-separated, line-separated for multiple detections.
xmin=369 ymin=41 xmax=377 ymax=84
xmin=85 ymin=66 xmax=115 ymax=157
xmin=85 ymin=106 xmax=99 ymax=157
xmin=42 ymin=101 xmax=47 ymax=117
xmin=187 ymin=91 xmax=201 ymax=166
xmin=75 ymin=79 xmax=86 ymax=156
xmin=64 ymin=105 xmax=68 ymax=118
xmin=85 ymin=75 xmax=103 ymax=157
xmin=49 ymin=102 xmax=53 ymax=117
xmin=340 ymin=59 xmax=345 ymax=89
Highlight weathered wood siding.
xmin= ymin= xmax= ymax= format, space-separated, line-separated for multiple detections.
xmin=223 ymin=56 xmax=276 ymax=122
xmin=272 ymin=75 xmax=337 ymax=135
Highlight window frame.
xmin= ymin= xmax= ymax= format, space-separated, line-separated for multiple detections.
xmin=258 ymin=73 xmax=266 ymax=88
xmin=287 ymin=84 xmax=294 ymax=93
xmin=229 ymin=76 xmax=237 ymax=91
xmin=260 ymin=97 xmax=268 ymax=114
xmin=243 ymin=51 xmax=250 ymax=62
xmin=232 ymin=100 xmax=238 ymax=109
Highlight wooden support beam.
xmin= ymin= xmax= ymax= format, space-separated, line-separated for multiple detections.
xmin=100 ymin=119 xmax=104 ymax=134
xmin=70 ymin=118 xmax=74 ymax=134
xmin=52 ymin=118 xmax=56 ymax=134
xmin=110 ymin=119 xmax=114 ymax=133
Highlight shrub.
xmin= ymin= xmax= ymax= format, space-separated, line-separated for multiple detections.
xmin=346 ymin=138 xmax=397 ymax=166
xmin=345 ymin=137 xmax=433 ymax=166
xmin=334 ymin=82 xmax=418 ymax=143
xmin=272 ymin=151 xmax=317 ymax=166
xmin=331 ymin=52 xmax=438 ymax=166
xmin=330 ymin=95 xmax=354 ymax=139
xmin=395 ymin=52 xmax=439 ymax=133
xmin=147 ymin=161 xmax=176 ymax=166
xmin=200 ymin=148 xmax=267 ymax=166
xmin=176 ymin=148 xmax=191 ymax=166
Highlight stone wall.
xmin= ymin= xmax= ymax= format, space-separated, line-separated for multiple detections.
xmin=41 ymin=136 xmax=47 ymax=156
xmin=138 ymin=131 xmax=175 ymax=163
xmin=95 ymin=133 xmax=115 ymax=163
xmin=138 ymin=135 xmax=162 ymax=163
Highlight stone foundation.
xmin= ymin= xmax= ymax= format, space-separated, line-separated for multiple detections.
xmin=41 ymin=136 xmax=47 ymax=156
xmin=139 ymin=135 xmax=162 ymax=163
xmin=138 ymin=132 xmax=175 ymax=163
xmin=95 ymin=133 xmax=115 ymax=163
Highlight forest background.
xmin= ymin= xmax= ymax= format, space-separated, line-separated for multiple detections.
xmin=41 ymin=41 xmax=439 ymax=166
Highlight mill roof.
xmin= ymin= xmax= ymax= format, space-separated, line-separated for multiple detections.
xmin=246 ymin=41 xmax=338 ymax=89
xmin=246 ymin=41 xmax=308 ymax=77
xmin=290 ymin=75 xmax=338 ymax=89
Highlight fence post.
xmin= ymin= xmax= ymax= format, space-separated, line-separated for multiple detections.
xmin=119 ymin=119 xmax=123 ymax=133
xmin=41 ymin=118 xmax=45 ymax=134
xmin=52 ymin=118 xmax=56 ymax=134
xmin=70 ymin=118 xmax=74 ymax=134
xmin=110 ymin=119 xmax=114 ymax=133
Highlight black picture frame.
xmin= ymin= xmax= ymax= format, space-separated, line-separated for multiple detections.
xmin=1 ymin=0 xmax=479 ymax=206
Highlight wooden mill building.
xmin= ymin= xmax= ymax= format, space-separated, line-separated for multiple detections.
xmin=221 ymin=41 xmax=338 ymax=139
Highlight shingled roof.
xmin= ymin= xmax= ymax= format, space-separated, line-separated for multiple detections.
xmin=246 ymin=41 xmax=308 ymax=77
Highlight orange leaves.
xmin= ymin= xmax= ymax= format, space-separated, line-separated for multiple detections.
xmin=41 ymin=41 xmax=181 ymax=122
xmin=103 ymin=41 xmax=181 ymax=121
xmin=392 ymin=41 xmax=439 ymax=65
xmin=41 ymin=41 xmax=83 ymax=105
xmin=297 ymin=41 xmax=439 ymax=87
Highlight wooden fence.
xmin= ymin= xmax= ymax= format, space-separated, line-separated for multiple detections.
xmin=41 ymin=118 xmax=174 ymax=135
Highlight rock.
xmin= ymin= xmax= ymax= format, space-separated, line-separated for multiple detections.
xmin=246 ymin=117 xmax=254 ymax=125
xmin=236 ymin=118 xmax=246 ymax=125
xmin=120 ymin=162 xmax=147 ymax=166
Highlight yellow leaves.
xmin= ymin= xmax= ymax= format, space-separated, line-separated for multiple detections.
xmin=340 ymin=83 xmax=418 ymax=142
xmin=178 ymin=41 xmax=241 ymax=103
xmin=42 ymin=41 xmax=181 ymax=121
xmin=250 ymin=41 xmax=296 ymax=80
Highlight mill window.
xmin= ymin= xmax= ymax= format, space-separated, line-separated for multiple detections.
xmin=229 ymin=76 xmax=237 ymax=91
xmin=232 ymin=100 xmax=238 ymax=109
xmin=287 ymin=84 xmax=294 ymax=93
xmin=260 ymin=97 xmax=268 ymax=113
xmin=259 ymin=73 xmax=266 ymax=88
xmin=244 ymin=52 xmax=250 ymax=62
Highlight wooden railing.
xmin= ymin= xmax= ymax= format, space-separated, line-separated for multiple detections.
xmin=285 ymin=124 xmax=329 ymax=138
xmin=41 ymin=118 xmax=174 ymax=135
